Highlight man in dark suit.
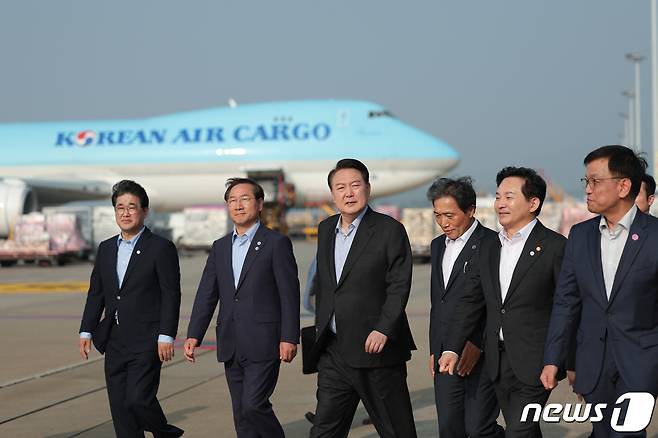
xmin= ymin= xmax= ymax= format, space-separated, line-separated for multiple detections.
xmin=542 ymin=145 xmax=658 ymax=437
xmin=79 ymin=180 xmax=183 ymax=438
xmin=427 ymin=177 xmax=504 ymax=438
xmin=184 ymin=177 xmax=300 ymax=438
xmin=310 ymin=158 xmax=417 ymax=438
xmin=439 ymin=167 xmax=566 ymax=438
xmin=635 ymin=173 xmax=655 ymax=214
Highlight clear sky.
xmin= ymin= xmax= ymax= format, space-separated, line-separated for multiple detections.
xmin=0 ymin=1 xmax=651 ymax=202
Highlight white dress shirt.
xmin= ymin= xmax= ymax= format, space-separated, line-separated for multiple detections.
xmin=498 ymin=218 xmax=537 ymax=340
xmin=599 ymin=205 xmax=637 ymax=299
xmin=442 ymin=219 xmax=479 ymax=288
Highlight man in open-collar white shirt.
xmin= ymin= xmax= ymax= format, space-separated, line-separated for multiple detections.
xmin=543 ymin=146 xmax=658 ymax=438
xmin=428 ymin=177 xmax=504 ymax=438
xmin=498 ymin=217 xmax=536 ymax=339
xmin=442 ymin=218 xmax=478 ymax=287
xmin=440 ymin=167 xmax=567 ymax=438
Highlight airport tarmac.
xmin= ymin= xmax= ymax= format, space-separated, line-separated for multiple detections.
xmin=0 ymin=239 xmax=656 ymax=437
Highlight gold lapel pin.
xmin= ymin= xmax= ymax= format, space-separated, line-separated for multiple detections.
xmin=536 ymin=246 xmax=541 ymax=252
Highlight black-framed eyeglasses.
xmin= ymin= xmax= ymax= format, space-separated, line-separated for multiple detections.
xmin=580 ymin=176 xmax=625 ymax=189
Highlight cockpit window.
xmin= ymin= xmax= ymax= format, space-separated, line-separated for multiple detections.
xmin=368 ymin=110 xmax=395 ymax=118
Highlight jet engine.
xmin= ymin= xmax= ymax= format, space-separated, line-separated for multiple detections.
xmin=0 ymin=179 xmax=38 ymax=237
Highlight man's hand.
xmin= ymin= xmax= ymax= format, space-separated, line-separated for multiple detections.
xmin=364 ymin=330 xmax=388 ymax=354
xmin=79 ymin=338 xmax=91 ymax=360
xmin=438 ymin=352 xmax=458 ymax=375
xmin=457 ymin=341 xmax=481 ymax=377
xmin=184 ymin=338 xmax=199 ymax=363
xmin=279 ymin=342 xmax=297 ymax=363
xmin=567 ymin=370 xmax=582 ymax=401
xmin=540 ymin=365 xmax=559 ymax=390
xmin=429 ymin=354 xmax=436 ymax=378
xmin=158 ymin=341 xmax=174 ymax=362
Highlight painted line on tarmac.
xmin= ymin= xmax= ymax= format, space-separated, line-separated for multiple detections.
xmin=0 ymin=349 xmax=217 ymax=426
xmin=0 ymin=281 xmax=89 ymax=294
xmin=0 ymin=340 xmax=216 ymax=390
xmin=0 ymin=356 xmax=105 ymax=390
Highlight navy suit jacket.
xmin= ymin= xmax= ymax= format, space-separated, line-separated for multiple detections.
xmin=80 ymin=228 xmax=182 ymax=354
xmin=544 ymin=211 xmax=658 ymax=395
xmin=187 ymin=224 xmax=300 ymax=363
xmin=429 ymin=222 xmax=497 ymax=357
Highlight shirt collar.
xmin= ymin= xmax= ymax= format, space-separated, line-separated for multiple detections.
xmin=499 ymin=218 xmax=537 ymax=244
xmin=233 ymin=220 xmax=260 ymax=243
xmin=335 ymin=205 xmax=368 ymax=235
xmin=117 ymin=226 xmax=146 ymax=246
xmin=599 ymin=205 xmax=637 ymax=235
xmin=445 ymin=219 xmax=479 ymax=246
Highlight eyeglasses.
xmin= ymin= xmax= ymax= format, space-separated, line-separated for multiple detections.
xmin=580 ymin=176 xmax=625 ymax=189
xmin=227 ymin=196 xmax=255 ymax=207
xmin=115 ymin=206 xmax=139 ymax=215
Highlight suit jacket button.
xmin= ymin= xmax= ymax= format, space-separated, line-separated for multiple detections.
xmin=599 ymin=337 xmax=604 ymax=342
xmin=234 ymin=297 xmax=239 ymax=302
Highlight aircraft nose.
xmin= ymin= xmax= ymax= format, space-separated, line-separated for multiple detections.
xmin=416 ymin=129 xmax=460 ymax=173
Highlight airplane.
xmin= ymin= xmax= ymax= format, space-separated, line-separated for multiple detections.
xmin=0 ymin=99 xmax=459 ymax=236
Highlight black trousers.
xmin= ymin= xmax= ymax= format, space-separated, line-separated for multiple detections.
xmin=224 ymin=349 xmax=284 ymax=438
xmin=434 ymin=355 xmax=504 ymax=438
xmin=583 ymin=341 xmax=650 ymax=438
xmin=494 ymin=349 xmax=549 ymax=438
xmin=104 ymin=327 xmax=183 ymax=438
xmin=310 ymin=336 xmax=417 ymax=438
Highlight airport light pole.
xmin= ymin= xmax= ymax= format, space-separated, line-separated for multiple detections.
xmin=620 ymin=112 xmax=630 ymax=146
xmin=623 ymin=90 xmax=636 ymax=148
xmin=626 ymin=52 xmax=645 ymax=152
xmin=651 ymin=0 xmax=658 ymax=175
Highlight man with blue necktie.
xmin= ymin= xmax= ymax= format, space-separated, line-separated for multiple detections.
xmin=185 ymin=177 xmax=300 ymax=438
xmin=79 ymin=180 xmax=183 ymax=437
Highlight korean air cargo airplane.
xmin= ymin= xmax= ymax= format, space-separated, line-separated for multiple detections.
xmin=0 ymin=99 xmax=459 ymax=235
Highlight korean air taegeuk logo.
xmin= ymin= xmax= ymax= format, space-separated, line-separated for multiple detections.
xmin=75 ymin=130 xmax=97 ymax=147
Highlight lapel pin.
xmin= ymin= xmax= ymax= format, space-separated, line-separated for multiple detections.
xmin=255 ymin=246 xmax=260 ymax=251
xmin=632 ymin=234 xmax=639 ymax=241
xmin=472 ymin=244 xmax=477 ymax=250
xmin=530 ymin=251 xmax=535 ymax=256
xmin=136 ymin=250 xmax=141 ymax=255
xmin=257 ymin=241 xmax=262 ymax=245
xmin=536 ymin=246 xmax=541 ymax=252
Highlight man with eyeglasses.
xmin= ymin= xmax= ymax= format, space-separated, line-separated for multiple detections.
xmin=185 ymin=177 xmax=300 ymax=438
xmin=79 ymin=180 xmax=183 ymax=437
xmin=542 ymin=145 xmax=658 ymax=437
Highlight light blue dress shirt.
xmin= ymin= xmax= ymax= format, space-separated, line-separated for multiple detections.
xmin=329 ymin=206 xmax=368 ymax=333
xmin=80 ymin=227 xmax=173 ymax=344
xmin=232 ymin=221 xmax=260 ymax=288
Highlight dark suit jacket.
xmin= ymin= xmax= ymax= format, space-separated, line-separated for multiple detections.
xmin=544 ymin=211 xmax=658 ymax=395
xmin=429 ymin=222 xmax=497 ymax=357
xmin=445 ymin=220 xmax=566 ymax=386
xmin=313 ymin=207 xmax=416 ymax=368
xmin=187 ymin=224 xmax=300 ymax=363
xmin=80 ymin=228 xmax=181 ymax=354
